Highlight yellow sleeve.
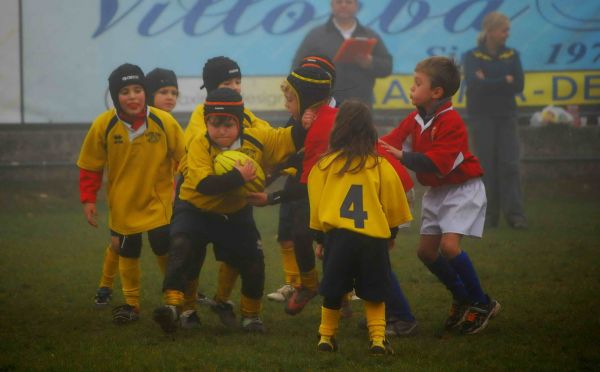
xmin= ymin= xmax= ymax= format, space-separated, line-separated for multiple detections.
xmin=307 ymin=165 xmax=325 ymax=232
xmin=182 ymin=135 xmax=214 ymax=191
xmin=184 ymin=104 xmax=206 ymax=148
xmin=76 ymin=113 xmax=109 ymax=172
xmin=379 ymin=159 xmax=413 ymax=227
xmin=256 ymin=126 xmax=297 ymax=168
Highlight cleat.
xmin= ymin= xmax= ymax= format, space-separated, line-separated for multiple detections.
xmin=180 ymin=310 xmax=201 ymax=329
xmin=386 ymin=319 xmax=418 ymax=336
xmin=317 ymin=335 xmax=338 ymax=352
xmin=241 ymin=316 xmax=266 ymax=333
xmin=197 ymin=292 xmax=216 ymax=306
xmin=112 ymin=304 xmax=139 ymax=324
xmin=211 ymin=301 xmax=237 ymax=328
xmin=461 ymin=299 xmax=501 ymax=335
xmin=266 ymin=284 xmax=295 ymax=302
xmin=369 ymin=339 xmax=394 ymax=355
xmin=285 ymin=287 xmax=317 ymax=316
xmin=153 ymin=305 xmax=179 ymax=333
xmin=94 ymin=287 xmax=112 ymax=308
xmin=444 ymin=301 xmax=470 ymax=330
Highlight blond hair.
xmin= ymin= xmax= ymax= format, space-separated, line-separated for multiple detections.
xmin=477 ymin=12 xmax=510 ymax=45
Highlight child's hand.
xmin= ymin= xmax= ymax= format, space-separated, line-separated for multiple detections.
xmin=83 ymin=202 xmax=98 ymax=228
xmin=234 ymin=160 xmax=256 ymax=182
xmin=301 ymin=109 xmax=317 ymax=129
xmin=315 ymin=243 xmax=324 ymax=260
xmin=246 ymin=192 xmax=269 ymax=206
xmin=378 ymin=139 xmax=403 ymax=160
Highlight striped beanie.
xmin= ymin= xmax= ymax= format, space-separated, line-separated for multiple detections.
xmin=300 ymin=55 xmax=336 ymax=85
xmin=204 ymin=88 xmax=244 ymax=127
xmin=286 ymin=66 xmax=332 ymax=115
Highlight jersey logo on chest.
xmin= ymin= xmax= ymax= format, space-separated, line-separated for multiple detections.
xmin=145 ymin=131 xmax=161 ymax=143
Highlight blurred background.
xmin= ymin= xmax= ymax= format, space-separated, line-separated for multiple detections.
xmin=0 ymin=0 xmax=599 ymax=181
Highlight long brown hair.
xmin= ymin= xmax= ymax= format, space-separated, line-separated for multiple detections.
xmin=321 ymin=100 xmax=379 ymax=175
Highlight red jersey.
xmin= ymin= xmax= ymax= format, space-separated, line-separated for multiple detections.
xmin=381 ymin=102 xmax=483 ymax=187
xmin=301 ymin=104 xmax=414 ymax=192
xmin=300 ymin=104 xmax=338 ymax=184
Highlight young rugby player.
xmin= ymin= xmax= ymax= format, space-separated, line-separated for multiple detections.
xmin=308 ymin=100 xmax=412 ymax=354
xmin=79 ymin=63 xmax=185 ymax=323
xmin=380 ymin=56 xmax=500 ymax=335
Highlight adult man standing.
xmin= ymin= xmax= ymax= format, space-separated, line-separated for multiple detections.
xmin=292 ymin=0 xmax=393 ymax=106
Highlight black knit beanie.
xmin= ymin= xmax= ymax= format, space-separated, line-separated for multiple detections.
xmin=300 ymin=54 xmax=336 ymax=86
xmin=108 ymin=63 xmax=145 ymax=112
xmin=146 ymin=68 xmax=178 ymax=104
xmin=201 ymin=56 xmax=241 ymax=93
xmin=286 ymin=66 xmax=332 ymax=115
xmin=204 ymin=88 xmax=244 ymax=127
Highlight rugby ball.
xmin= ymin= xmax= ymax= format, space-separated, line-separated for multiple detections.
xmin=213 ymin=150 xmax=265 ymax=194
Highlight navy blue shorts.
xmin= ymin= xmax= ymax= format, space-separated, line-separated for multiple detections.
xmin=170 ymin=199 xmax=262 ymax=263
xmin=319 ymin=229 xmax=391 ymax=302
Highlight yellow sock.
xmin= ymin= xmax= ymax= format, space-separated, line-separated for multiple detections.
xmin=164 ymin=289 xmax=184 ymax=308
xmin=155 ymin=254 xmax=168 ymax=276
xmin=119 ymin=256 xmax=141 ymax=310
xmin=364 ymin=301 xmax=386 ymax=344
xmin=214 ymin=262 xmax=239 ymax=303
xmin=240 ymin=294 xmax=262 ymax=318
xmin=300 ymin=268 xmax=319 ymax=291
xmin=182 ymin=278 xmax=199 ymax=312
xmin=280 ymin=241 xmax=300 ymax=286
xmin=99 ymin=244 xmax=119 ymax=288
xmin=318 ymin=306 xmax=341 ymax=337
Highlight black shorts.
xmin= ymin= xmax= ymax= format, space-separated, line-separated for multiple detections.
xmin=319 ymin=229 xmax=391 ymax=302
xmin=277 ymin=198 xmax=308 ymax=241
xmin=170 ymin=199 xmax=262 ymax=263
xmin=110 ymin=225 xmax=170 ymax=258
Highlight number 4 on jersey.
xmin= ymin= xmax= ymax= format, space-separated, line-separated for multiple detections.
xmin=340 ymin=184 xmax=368 ymax=228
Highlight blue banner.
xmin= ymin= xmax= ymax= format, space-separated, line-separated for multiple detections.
xmin=21 ymin=0 xmax=600 ymax=122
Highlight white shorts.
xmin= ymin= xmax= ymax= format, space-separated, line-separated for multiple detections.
xmin=420 ymin=178 xmax=487 ymax=238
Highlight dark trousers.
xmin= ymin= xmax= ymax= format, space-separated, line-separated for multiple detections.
xmin=470 ymin=114 xmax=526 ymax=224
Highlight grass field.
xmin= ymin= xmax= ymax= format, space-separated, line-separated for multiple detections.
xmin=0 ymin=177 xmax=599 ymax=371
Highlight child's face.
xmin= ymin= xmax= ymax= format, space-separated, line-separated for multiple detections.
xmin=206 ymin=115 xmax=240 ymax=148
xmin=153 ymin=86 xmax=179 ymax=112
xmin=218 ymin=78 xmax=242 ymax=94
xmin=283 ymin=91 xmax=300 ymax=120
xmin=410 ymin=71 xmax=443 ymax=110
xmin=118 ymin=84 xmax=146 ymax=116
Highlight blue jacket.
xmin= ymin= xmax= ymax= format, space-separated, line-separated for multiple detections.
xmin=463 ymin=45 xmax=524 ymax=116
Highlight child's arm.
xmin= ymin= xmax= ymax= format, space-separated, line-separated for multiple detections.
xmin=196 ymin=161 xmax=255 ymax=195
xmin=79 ymin=168 xmax=102 ymax=227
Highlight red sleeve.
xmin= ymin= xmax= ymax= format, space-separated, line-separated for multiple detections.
xmin=380 ymin=113 xmax=416 ymax=149
xmin=376 ymin=143 xmax=414 ymax=192
xmin=300 ymin=110 xmax=336 ymax=183
xmin=79 ymin=168 xmax=103 ymax=203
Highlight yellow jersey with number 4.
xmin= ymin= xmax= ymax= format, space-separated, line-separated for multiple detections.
xmin=308 ymin=152 xmax=412 ymax=239
xmin=77 ymin=107 xmax=185 ymax=235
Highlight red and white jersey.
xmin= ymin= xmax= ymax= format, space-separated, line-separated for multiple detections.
xmin=381 ymin=101 xmax=483 ymax=187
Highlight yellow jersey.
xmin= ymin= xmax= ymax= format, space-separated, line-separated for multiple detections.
xmin=77 ymin=107 xmax=185 ymax=234
xmin=179 ymin=126 xmax=297 ymax=214
xmin=308 ymin=152 xmax=412 ymax=239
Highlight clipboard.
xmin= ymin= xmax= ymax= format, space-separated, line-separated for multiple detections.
xmin=333 ymin=37 xmax=378 ymax=63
